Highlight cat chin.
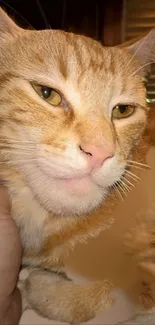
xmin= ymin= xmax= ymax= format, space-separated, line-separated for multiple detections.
xmin=34 ymin=176 xmax=106 ymax=216
xmin=23 ymin=167 xmax=106 ymax=216
xmin=20 ymin=157 xmax=125 ymax=216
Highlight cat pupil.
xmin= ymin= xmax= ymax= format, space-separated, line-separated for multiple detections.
xmin=41 ymin=86 xmax=52 ymax=99
xmin=119 ymin=105 xmax=128 ymax=114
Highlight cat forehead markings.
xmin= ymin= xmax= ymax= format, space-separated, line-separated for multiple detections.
xmin=12 ymin=31 xmax=138 ymax=94
xmin=10 ymin=29 xmax=131 ymax=80
xmin=1 ymin=27 xmax=146 ymax=116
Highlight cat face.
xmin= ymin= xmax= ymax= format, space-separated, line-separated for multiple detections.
xmin=0 ymin=9 xmax=152 ymax=216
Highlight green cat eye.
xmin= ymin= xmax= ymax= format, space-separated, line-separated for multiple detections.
xmin=32 ymin=84 xmax=62 ymax=106
xmin=112 ymin=104 xmax=135 ymax=119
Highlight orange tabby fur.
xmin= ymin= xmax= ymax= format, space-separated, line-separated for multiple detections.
xmin=0 ymin=8 xmax=154 ymax=324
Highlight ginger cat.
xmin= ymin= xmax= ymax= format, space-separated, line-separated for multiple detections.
xmin=0 ymin=7 xmax=155 ymax=324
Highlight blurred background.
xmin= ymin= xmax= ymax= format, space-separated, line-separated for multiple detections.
xmin=1 ymin=0 xmax=155 ymax=104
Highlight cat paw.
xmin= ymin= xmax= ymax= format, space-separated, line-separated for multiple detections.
xmin=24 ymin=269 xmax=113 ymax=324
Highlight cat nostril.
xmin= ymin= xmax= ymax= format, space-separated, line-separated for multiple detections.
xmin=79 ymin=143 xmax=115 ymax=169
xmin=79 ymin=145 xmax=92 ymax=156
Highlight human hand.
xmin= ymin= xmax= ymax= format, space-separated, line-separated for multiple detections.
xmin=0 ymin=186 xmax=22 ymax=324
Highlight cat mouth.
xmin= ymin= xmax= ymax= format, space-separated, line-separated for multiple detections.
xmin=62 ymin=175 xmax=91 ymax=183
xmin=57 ymin=175 xmax=95 ymax=193
xmin=38 ymin=163 xmax=100 ymax=193
xmin=56 ymin=174 xmax=93 ymax=184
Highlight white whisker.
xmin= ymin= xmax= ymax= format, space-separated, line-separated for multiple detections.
xmin=127 ymin=160 xmax=150 ymax=168
xmin=125 ymin=169 xmax=141 ymax=181
xmin=118 ymin=182 xmax=128 ymax=196
xmin=113 ymin=183 xmax=124 ymax=201
xmin=114 ymin=184 xmax=124 ymax=202
xmin=0 ymin=150 xmax=34 ymax=156
xmin=127 ymin=164 xmax=150 ymax=172
xmin=120 ymin=179 xmax=132 ymax=193
xmin=0 ymin=145 xmax=35 ymax=151
xmin=0 ymin=137 xmax=34 ymax=144
xmin=1 ymin=0 xmax=35 ymax=30
xmin=125 ymin=28 xmax=155 ymax=72
xmin=0 ymin=159 xmax=38 ymax=164
xmin=132 ymin=60 xmax=155 ymax=76
xmin=121 ymin=175 xmax=135 ymax=188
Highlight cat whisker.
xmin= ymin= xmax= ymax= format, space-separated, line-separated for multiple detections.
xmin=0 ymin=136 xmax=34 ymax=143
xmin=125 ymin=169 xmax=141 ymax=181
xmin=0 ymin=141 xmax=35 ymax=147
xmin=0 ymin=149 xmax=35 ymax=156
xmin=38 ymin=159 xmax=77 ymax=173
xmin=117 ymin=181 xmax=128 ymax=197
xmin=0 ymin=145 xmax=35 ymax=151
xmin=131 ymin=60 xmax=155 ymax=76
xmin=125 ymin=174 xmax=139 ymax=183
xmin=120 ymin=179 xmax=132 ymax=193
xmin=113 ymin=183 xmax=124 ymax=201
xmin=119 ymin=183 xmax=128 ymax=197
xmin=0 ymin=142 xmax=86 ymax=163
xmin=125 ymin=28 xmax=155 ymax=72
xmin=0 ymin=149 xmax=76 ymax=167
xmin=121 ymin=175 xmax=135 ymax=188
xmin=0 ymin=141 xmax=35 ymax=148
xmin=126 ymin=160 xmax=150 ymax=169
xmin=0 ymin=138 xmax=78 ymax=151
xmin=1 ymin=1 xmax=35 ymax=30
xmin=0 ymin=142 xmax=35 ymax=148
xmin=1 ymin=153 xmax=78 ymax=172
xmin=0 ymin=159 xmax=38 ymax=164
xmin=126 ymin=164 xmax=150 ymax=172
xmin=36 ymin=0 xmax=50 ymax=29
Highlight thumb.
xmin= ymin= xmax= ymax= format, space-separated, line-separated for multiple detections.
xmin=0 ymin=185 xmax=11 ymax=218
xmin=0 ymin=185 xmax=21 ymax=298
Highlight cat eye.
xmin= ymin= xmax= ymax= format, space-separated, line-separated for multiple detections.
xmin=32 ymin=84 xmax=62 ymax=106
xmin=112 ymin=105 xmax=135 ymax=119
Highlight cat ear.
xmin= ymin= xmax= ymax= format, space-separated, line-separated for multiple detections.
xmin=0 ymin=8 xmax=21 ymax=36
xmin=126 ymin=30 xmax=155 ymax=76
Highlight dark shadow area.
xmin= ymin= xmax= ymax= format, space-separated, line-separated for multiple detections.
xmin=0 ymin=0 xmax=123 ymax=45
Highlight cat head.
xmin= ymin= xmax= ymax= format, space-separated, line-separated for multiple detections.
xmin=0 ymin=8 xmax=154 ymax=216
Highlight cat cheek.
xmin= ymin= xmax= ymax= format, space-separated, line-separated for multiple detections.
xmin=63 ymin=144 xmax=88 ymax=170
xmin=93 ymin=156 xmax=126 ymax=188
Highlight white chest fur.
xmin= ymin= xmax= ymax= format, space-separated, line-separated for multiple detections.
xmin=11 ymin=186 xmax=48 ymax=252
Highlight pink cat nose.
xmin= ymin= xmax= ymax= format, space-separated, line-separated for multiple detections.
xmin=79 ymin=143 xmax=115 ymax=169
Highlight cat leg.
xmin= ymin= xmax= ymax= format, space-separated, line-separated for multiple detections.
xmin=21 ymin=268 xmax=113 ymax=324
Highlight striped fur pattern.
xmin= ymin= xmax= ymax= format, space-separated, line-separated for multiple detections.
xmin=0 ymin=8 xmax=154 ymax=324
